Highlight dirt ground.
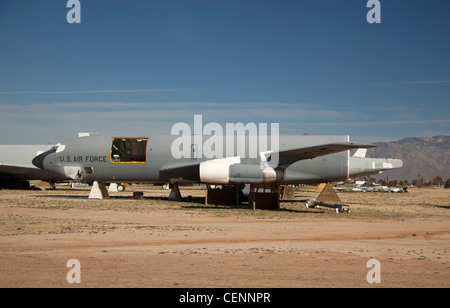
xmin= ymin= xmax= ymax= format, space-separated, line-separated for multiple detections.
xmin=0 ymin=183 xmax=449 ymax=288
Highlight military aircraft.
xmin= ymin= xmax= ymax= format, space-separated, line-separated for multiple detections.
xmin=0 ymin=145 xmax=69 ymax=189
xmin=31 ymin=133 xmax=403 ymax=209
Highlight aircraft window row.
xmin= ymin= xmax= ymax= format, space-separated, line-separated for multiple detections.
xmin=111 ymin=138 xmax=147 ymax=163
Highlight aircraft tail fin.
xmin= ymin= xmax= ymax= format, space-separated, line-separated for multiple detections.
xmin=353 ymin=149 xmax=367 ymax=158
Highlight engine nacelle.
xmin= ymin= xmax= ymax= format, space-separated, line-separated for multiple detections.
xmin=199 ymin=157 xmax=283 ymax=184
xmin=229 ymin=164 xmax=282 ymax=184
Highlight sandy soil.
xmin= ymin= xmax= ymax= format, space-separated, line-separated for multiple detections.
xmin=0 ymin=184 xmax=449 ymax=288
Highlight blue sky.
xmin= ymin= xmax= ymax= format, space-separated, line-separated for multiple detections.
xmin=0 ymin=0 xmax=449 ymax=144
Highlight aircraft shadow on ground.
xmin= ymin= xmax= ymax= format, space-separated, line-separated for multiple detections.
xmin=32 ymin=194 xmax=323 ymax=213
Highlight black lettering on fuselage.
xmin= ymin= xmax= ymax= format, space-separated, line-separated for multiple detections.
xmin=80 ymin=156 xmax=109 ymax=163
xmin=58 ymin=155 xmax=108 ymax=164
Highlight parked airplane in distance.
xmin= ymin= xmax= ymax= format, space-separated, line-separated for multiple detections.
xmin=0 ymin=145 xmax=68 ymax=189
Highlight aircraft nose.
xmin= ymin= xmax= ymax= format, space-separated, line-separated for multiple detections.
xmin=32 ymin=148 xmax=55 ymax=169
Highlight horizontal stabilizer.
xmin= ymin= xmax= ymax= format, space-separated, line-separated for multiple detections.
xmin=276 ymin=142 xmax=376 ymax=166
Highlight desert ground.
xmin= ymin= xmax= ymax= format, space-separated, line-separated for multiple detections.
xmin=0 ymin=183 xmax=449 ymax=288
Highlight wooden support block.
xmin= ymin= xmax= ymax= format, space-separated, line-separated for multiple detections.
xmin=254 ymin=192 xmax=279 ymax=210
xmin=205 ymin=185 xmax=238 ymax=206
xmin=280 ymin=185 xmax=295 ymax=199
xmin=133 ymin=191 xmax=144 ymax=199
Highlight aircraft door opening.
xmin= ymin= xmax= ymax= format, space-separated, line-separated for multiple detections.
xmin=111 ymin=138 xmax=148 ymax=163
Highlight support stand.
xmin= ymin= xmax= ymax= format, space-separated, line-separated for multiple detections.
xmin=89 ymin=181 xmax=110 ymax=199
xmin=168 ymin=183 xmax=182 ymax=201
xmin=316 ymin=182 xmax=341 ymax=204
xmin=108 ymin=183 xmax=118 ymax=192
xmin=205 ymin=185 xmax=239 ymax=206
xmin=249 ymin=183 xmax=280 ymax=210
xmin=280 ymin=185 xmax=295 ymax=200
xmin=305 ymin=182 xmax=350 ymax=213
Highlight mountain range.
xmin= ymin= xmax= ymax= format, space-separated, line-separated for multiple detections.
xmin=366 ymin=136 xmax=450 ymax=182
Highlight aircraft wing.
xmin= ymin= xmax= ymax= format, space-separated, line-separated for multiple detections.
xmin=0 ymin=164 xmax=66 ymax=181
xmin=275 ymin=142 xmax=376 ymax=166
xmin=159 ymin=162 xmax=201 ymax=183
xmin=159 ymin=142 xmax=376 ymax=183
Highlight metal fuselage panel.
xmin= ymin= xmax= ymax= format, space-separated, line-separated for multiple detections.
xmin=284 ymin=151 xmax=349 ymax=184
xmin=44 ymin=136 xmax=158 ymax=183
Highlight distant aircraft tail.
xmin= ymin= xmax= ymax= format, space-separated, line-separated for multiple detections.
xmin=353 ymin=148 xmax=367 ymax=158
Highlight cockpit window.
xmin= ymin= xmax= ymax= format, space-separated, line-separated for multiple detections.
xmin=49 ymin=143 xmax=64 ymax=153
xmin=55 ymin=144 xmax=66 ymax=153
xmin=111 ymin=138 xmax=147 ymax=163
